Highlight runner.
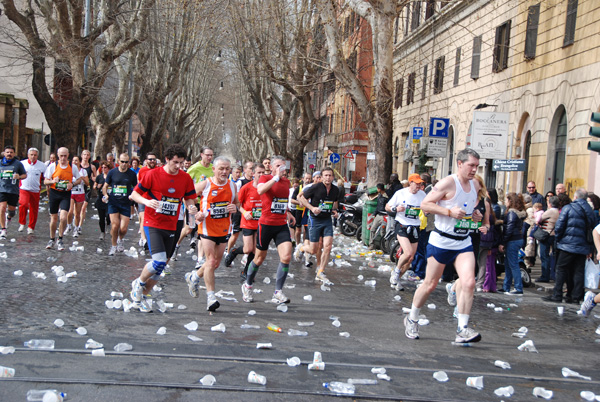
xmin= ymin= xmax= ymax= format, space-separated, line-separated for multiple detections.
xmin=102 ymin=153 xmax=138 ymax=256
xmin=94 ymin=161 xmax=112 ymax=240
xmin=386 ymin=173 xmax=427 ymax=290
xmin=294 ymin=171 xmax=321 ymax=267
xmin=79 ymin=150 xmax=96 ymax=231
xmin=262 ymin=157 xmax=271 ymax=171
xmin=136 ymin=152 xmax=157 ymax=248
xmin=290 ymin=172 xmax=311 ymax=247
xmin=18 ymin=147 xmax=45 ymax=234
xmin=185 ymin=156 xmax=238 ymax=312
xmin=187 ymin=146 xmax=215 ymax=264
xmin=0 ymin=145 xmax=27 ymax=239
xmin=240 ymin=155 xmax=295 ymax=304
xmin=65 ymin=156 xmax=88 ymax=237
xmin=129 ymin=144 xmax=197 ymax=312
xmin=298 ymin=167 xmax=339 ymax=284
xmin=44 ymin=147 xmax=82 ymax=251
xmin=224 ymin=163 xmax=264 ymax=279
xmin=404 ymin=149 xmax=483 ymax=343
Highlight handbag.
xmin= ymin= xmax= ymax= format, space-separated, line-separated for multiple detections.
xmin=532 ymin=227 xmax=550 ymax=242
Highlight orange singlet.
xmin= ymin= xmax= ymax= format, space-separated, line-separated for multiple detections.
xmin=199 ymin=177 xmax=236 ymax=237
xmin=51 ymin=164 xmax=74 ymax=191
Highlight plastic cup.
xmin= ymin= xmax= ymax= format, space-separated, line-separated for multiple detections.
xmin=557 ymin=306 xmax=564 ymax=315
xmin=433 ymin=371 xmax=449 ymax=382
xmin=466 ymin=376 xmax=484 ymax=390
xmin=199 ymin=374 xmax=216 ymax=386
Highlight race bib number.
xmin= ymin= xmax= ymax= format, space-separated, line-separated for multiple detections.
xmin=113 ymin=185 xmax=128 ymax=196
xmin=209 ymin=201 xmax=229 ymax=219
xmin=156 ymin=196 xmax=179 ymax=216
xmin=251 ymin=207 xmax=262 ymax=219
xmin=271 ymin=198 xmax=288 ymax=214
xmin=405 ymin=205 xmax=420 ymax=219
xmin=319 ymin=200 xmax=334 ymax=211
xmin=454 ymin=216 xmax=481 ymax=235
xmin=1 ymin=169 xmax=14 ymax=180
xmin=56 ymin=180 xmax=69 ymax=191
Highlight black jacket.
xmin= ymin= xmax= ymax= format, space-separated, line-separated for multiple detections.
xmin=502 ymin=208 xmax=527 ymax=244
xmin=555 ymin=198 xmax=597 ymax=255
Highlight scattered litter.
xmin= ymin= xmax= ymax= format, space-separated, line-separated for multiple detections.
xmin=156 ymin=327 xmax=167 ymax=335
xmin=297 ymin=321 xmax=314 ymax=327
xmin=187 ymin=335 xmax=203 ymax=342
xmin=199 ymin=374 xmax=216 ymax=386
xmin=580 ymin=391 xmax=596 ymax=401
xmin=113 ymin=343 xmax=133 ymax=352
xmin=240 ymin=324 xmax=260 ymax=329
xmin=85 ymin=339 xmax=103 ymax=349
xmin=487 ymin=303 xmax=496 ymax=308
xmin=518 ymin=340 xmax=538 ymax=353
xmin=284 ymin=284 xmax=296 ymax=289
xmin=256 ymin=343 xmax=272 ymax=349
xmin=253 ymin=289 xmax=263 ymax=294
xmin=494 ymin=360 xmax=511 ymax=370
xmin=561 ymin=367 xmax=591 ymax=381
xmin=494 ymin=385 xmax=514 ymax=397
xmin=323 ymin=381 xmax=354 ymax=395
xmin=371 ymin=367 xmax=386 ymax=374
xmin=308 ymin=351 xmax=325 ymax=370
xmin=276 ymin=304 xmax=288 ymax=313
xmin=332 ymin=319 xmax=341 ymax=327
xmin=0 ymin=346 xmax=15 ymax=354
xmin=418 ymin=318 xmax=430 ymax=326
xmin=321 ymin=284 xmax=330 ymax=291
xmin=433 ymin=371 xmax=448 ymax=382
xmin=427 ymin=303 xmax=436 ymax=310
xmin=248 ymin=310 xmax=256 ymax=316
xmin=364 ymin=280 xmax=376 ymax=287
xmin=184 ymin=321 xmax=198 ymax=331
xmin=509 ymin=303 xmax=518 ymax=307
xmin=303 ymin=295 xmax=312 ymax=301
xmin=247 ymin=370 xmax=267 ymax=385
xmin=75 ymin=327 xmax=87 ymax=336
xmin=53 ymin=319 xmax=64 ymax=328
xmin=394 ymin=295 xmax=401 ymax=301
xmin=263 ymin=277 xmax=271 ymax=284
xmin=466 ymin=376 xmax=484 ymax=390
xmin=402 ymin=307 xmax=411 ymax=314
xmin=178 ymin=305 xmax=187 ymax=310
xmin=211 ymin=323 xmax=226 ymax=333
xmin=348 ymin=378 xmax=377 ymax=385
xmin=13 ymin=270 xmax=22 ymax=276
xmin=97 ymin=248 xmax=103 ymax=253
xmin=377 ymin=373 xmax=391 ymax=381
xmin=288 ymin=329 xmax=308 ymax=336
xmin=357 ymin=275 xmax=364 ymax=281
xmin=287 ymin=356 xmax=301 ymax=366
xmin=494 ymin=307 xmax=503 ymax=312
xmin=92 ymin=348 xmax=105 ymax=357
xmin=339 ymin=332 xmax=350 ymax=337
xmin=532 ymin=387 xmax=553 ymax=399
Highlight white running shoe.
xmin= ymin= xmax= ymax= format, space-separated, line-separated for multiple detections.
xmin=241 ymin=283 xmax=253 ymax=303
xmin=404 ymin=316 xmax=419 ymax=339
xmin=207 ymin=294 xmax=220 ymax=312
xmin=0 ymin=229 xmax=6 ymax=240
xmin=117 ymin=239 xmax=124 ymax=253
xmin=271 ymin=290 xmax=290 ymax=304
xmin=293 ymin=244 xmax=303 ymax=262
xmin=57 ymin=239 xmax=65 ymax=251
xmin=45 ymin=239 xmax=54 ymax=249
xmin=64 ymin=225 xmax=72 ymax=235
xmin=130 ymin=279 xmax=144 ymax=303
xmin=390 ymin=269 xmax=400 ymax=287
xmin=185 ymin=272 xmax=199 ymax=298
xmin=455 ymin=327 xmax=481 ymax=343
xmin=99 ymin=232 xmax=105 ymax=240
xmin=134 ymin=297 xmax=153 ymax=313
xmin=446 ymin=283 xmax=457 ymax=307
xmin=27 ymin=227 xmax=34 ymax=235
xmin=580 ymin=291 xmax=597 ymax=317
xmin=18 ymin=224 xmax=25 ymax=232
xmin=315 ymin=272 xmax=333 ymax=286
xmin=108 ymin=246 xmax=117 ymax=256
xmin=73 ymin=228 xmax=79 ymax=238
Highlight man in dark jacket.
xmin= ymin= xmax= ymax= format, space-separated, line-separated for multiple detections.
xmin=386 ymin=174 xmax=402 ymax=198
xmin=526 ymin=181 xmax=546 ymax=210
xmin=543 ymin=188 xmax=596 ymax=303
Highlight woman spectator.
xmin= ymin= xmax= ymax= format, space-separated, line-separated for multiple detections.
xmin=558 ymin=193 xmax=572 ymax=210
xmin=473 ymin=175 xmax=492 ymax=292
xmin=130 ymin=156 xmax=140 ymax=174
xmin=94 ymin=161 xmax=112 ymax=240
xmin=489 ymin=189 xmax=502 ymax=220
xmin=500 ymin=193 xmax=527 ymax=295
xmin=537 ymin=196 xmax=560 ymax=282
xmin=481 ymin=198 xmax=501 ymax=292
xmin=545 ymin=191 xmax=555 ymax=205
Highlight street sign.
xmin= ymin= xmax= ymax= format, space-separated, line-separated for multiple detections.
xmin=429 ymin=118 xmax=450 ymax=138
xmin=492 ymin=159 xmax=526 ymax=171
xmin=367 ymin=152 xmax=376 ymax=160
xmin=427 ymin=138 xmax=448 ymax=157
xmin=307 ymin=151 xmax=316 ymax=164
xmin=329 ymin=152 xmax=341 ymax=164
xmin=471 ymin=111 xmax=509 ymax=159
xmin=351 ymin=150 xmax=359 ymax=155
xmin=412 ymin=127 xmax=423 ymax=143
xmin=343 ymin=150 xmax=354 ymax=159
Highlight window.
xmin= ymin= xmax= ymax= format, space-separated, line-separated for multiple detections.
xmin=394 ymin=78 xmax=404 ymax=109
xmin=394 ymin=16 xmax=399 ymax=44
xmin=347 ymin=51 xmax=357 ymax=74
xmin=524 ymin=4 xmax=540 ymax=59
xmin=553 ymin=109 xmax=567 ymax=187
xmin=492 ymin=20 xmax=511 ymax=73
xmin=404 ymin=4 xmax=411 ymax=35
xmin=563 ymin=0 xmax=578 ymax=46
xmin=425 ymin=0 xmax=435 ymax=20
xmin=407 ymin=72 xmax=416 ymax=105
xmin=471 ymin=35 xmax=482 ymax=79
xmin=411 ymin=1 xmax=421 ymax=31
xmin=433 ymin=56 xmax=445 ymax=94
xmin=421 ymin=65 xmax=428 ymax=100
xmin=453 ymin=47 xmax=461 ymax=86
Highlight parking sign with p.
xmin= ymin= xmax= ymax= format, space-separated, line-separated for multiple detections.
xmin=429 ymin=118 xmax=450 ymax=138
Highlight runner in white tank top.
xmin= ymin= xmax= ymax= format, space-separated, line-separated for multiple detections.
xmin=403 ymin=149 xmax=484 ymax=344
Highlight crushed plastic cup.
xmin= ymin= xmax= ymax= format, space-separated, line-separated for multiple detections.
xmin=178 ymin=304 xmax=187 ymax=310
xmin=303 ymin=295 xmax=312 ymax=302
xmin=287 ymin=356 xmax=301 ymax=366
xmin=494 ymin=385 xmax=514 ymax=397
xmin=75 ymin=327 xmax=87 ymax=336
xmin=240 ymin=324 xmax=260 ymax=329
xmin=418 ymin=318 xmax=430 ymax=326
xmin=96 ymin=248 xmax=103 ymax=253
xmin=156 ymin=327 xmax=167 ymax=335
xmin=518 ymin=340 xmax=538 ymax=353
xmin=248 ymin=310 xmax=256 ymax=316
xmin=187 ymin=335 xmax=203 ymax=342
xmin=532 ymin=387 xmax=553 ymax=399
xmin=580 ymin=391 xmax=596 ymax=401
xmin=211 ymin=323 xmax=226 ymax=332
xmin=494 ymin=360 xmax=511 ymax=369
xmin=332 ymin=319 xmax=341 ymax=327
xmin=199 ymin=374 xmax=216 ymax=386
xmin=377 ymin=373 xmax=391 ymax=381
xmin=57 ymin=276 xmax=67 ymax=283
xmin=13 ymin=270 xmax=23 ymax=276
xmin=364 ymin=280 xmax=376 ymax=287
xmin=394 ymin=295 xmax=401 ymax=301
xmin=433 ymin=371 xmax=449 ymax=382
xmin=357 ymin=275 xmax=364 ymax=281
xmin=276 ymin=304 xmax=288 ymax=313
xmin=288 ymin=329 xmax=308 ymax=336
xmin=308 ymin=362 xmax=325 ymax=370
xmin=0 ymin=346 xmax=15 ymax=354
xmin=466 ymin=376 xmax=484 ymax=390
xmin=156 ymin=300 xmax=167 ymax=313
xmin=91 ymin=348 xmax=105 ymax=357
xmin=561 ymin=367 xmax=591 ymax=380
xmin=263 ymin=277 xmax=271 ymax=284
xmin=53 ymin=319 xmax=64 ymax=328
xmin=113 ymin=343 xmax=133 ymax=352
xmin=256 ymin=343 xmax=272 ymax=349
xmin=320 ymin=284 xmax=330 ymax=291
xmin=371 ymin=367 xmax=386 ymax=374
xmin=348 ymin=378 xmax=378 ymax=385
xmin=494 ymin=307 xmax=503 ymax=312
xmin=85 ymin=339 xmax=103 ymax=349
xmin=184 ymin=321 xmax=199 ymax=331
xmin=248 ymin=370 xmax=267 ymax=385
xmin=427 ymin=303 xmax=436 ymax=310
xmin=0 ymin=365 xmax=15 ymax=378
xmin=518 ymin=326 xmax=528 ymax=334
xmin=105 ymin=300 xmax=114 ymax=309
xmin=339 ymin=332 xmax=350 ymax=337
xmin=297 ymin=321 xmax=314 ymax=327
xmin=122 ymin=299 xmax=133 ymax=312
xmin=112 ymin=300 xmax=122 ymax=309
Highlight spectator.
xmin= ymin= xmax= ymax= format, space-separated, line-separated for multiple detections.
xmin=386 ymin=173 xmax=402 ymax=198
xmin=587 ymin=192 xmax=600 ymax=222
xmin=557 ymin=193 xmax=572 ymax=210
xmin=526 ymin=181 xmax=546 ymax=210
xmin=473 ymin=175 xmax=492 ymax=292
xmin=368 ymin=183 xmax=388 ymax=249
xmin=481 ymin=196 xmax=501 ymax=292
xmin=500 ymin=193 xmax=527 ymax=295
xmin=488 ymin=189 xmax=502 ymax=220
xmin=357 ymin=177 xmax=367 ymax=192
xmin=555 ymin=183 xmax=566 ymax=195
xmin=523 ymin=194 xmax=536 ymax=267
xmin=543 ymin=188 xmax=596 ymax=303
xmin=537 ymin=196 xmax=560 ymax=283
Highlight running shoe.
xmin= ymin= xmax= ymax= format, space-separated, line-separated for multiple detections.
xmin=46 ymin=239 xmax=54 ymax=249
xmin=0 ymin=229 xmax=6 ymax=240
xmin=272 ymin=290 xmax=290 ymax=304
xmin=390 ymin=269 xmax=400 ymax=287
xmin=580 ymin=291 xmax=597 ymax=317
xmin=172 ymin=245 xmax=180 ymax=261
xmin=138 ymin=237 xmax=144 ymax=247
xmin=18 ymin=224 xmax=25 ymax=232
xmin=27 ymin=228 xmax=34 ymax=235
xmin=293 ymin=244 xmax=303 ymax=262
xmin=116 ymin=239 xmax=124 ymax=253
xmin=446 ymin=282 xmax=457 ymax=306
xmin=64 ymin=225 xmax=72 ymax=235
xmin=185 ymin=271 xmax=199 ymax=298
xmin=240 ymin=269 xmax=247 ymax=282
xmin=241 ymin=283 xmax=253 ymax=303
xmin=100 ymin=232 xmax=105 ymax=240
xmin=406 ymin=271 xmax=420 ymax=282
xmin=315 ymin=272 xmax=333 ymax=285
xmin=224 ymin=252 xmax=236 ymax=267
xmin=130 ymin=279 xmax=144 ymax=303
xmin=404 ymin=316 xmax=419 ymax=339
xmin=455 ymin=327 xmax=482 ymax=343
xmin=57 ymin=239 xmax=65 ymax=251
xmin=108 ymin=245 xmax=117 ymax=256
xmin=163 ymin=264 xmax=172 ymax=275
xmin=304 ymin=261 xmax=313 ymax=268
xmin=73 ymin=228 xmax=79 ymax=238
xmin=134 ymin=297 xmax=153 ymax=313
xmin=207 ymin=294 xmax=220 ymax=312
xmin=189 ymin=236 xmax=197 ymax=249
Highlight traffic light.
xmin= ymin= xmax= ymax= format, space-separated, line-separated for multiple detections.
xmin=588 ymin=112 xmax=600 ymax=153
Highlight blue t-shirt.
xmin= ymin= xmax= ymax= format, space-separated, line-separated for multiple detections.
xmin=0 ymin=158 xmax=26 ymax=194
xmin=105 ymin=168 xmax=138 ymax=207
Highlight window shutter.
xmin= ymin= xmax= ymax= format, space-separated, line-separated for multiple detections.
xmin=454 ymin=47 xmax=461 ymax=86
xmin=471 ymin=35 xmax=482 ymax=79
xmin=524 ymin=4 xmax=540 ymax=60
xmin=492 ymin=25 xmax=502 ymax=73
xmin=394 ymin=78 xmax=404 ymax=109
xmin=563 ymin=0 xmax=578 ymax=46
xmin=422 ymin=65 xmax=428 ymax=100
xmin=502 ymin=20 xmax=511 ymax=70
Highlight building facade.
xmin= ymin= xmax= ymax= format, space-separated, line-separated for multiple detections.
xmin=392 ymin=0 xmax=600 ymax=196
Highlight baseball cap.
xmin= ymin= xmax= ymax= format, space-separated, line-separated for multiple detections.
xmin=312 ymin=171 xmax=322 ymax=178
xmin=408 ymin=173 xmax=424 ymax=184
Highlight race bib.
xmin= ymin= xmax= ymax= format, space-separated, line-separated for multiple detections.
xmin=271 ymin=197 xmax=288 ymax=214
xmin=209 ymin=201 xmax=229 ymax=219
xmin=56 ymin=180 xmax=69 ymax=191
xmin=319 ymin=200 xmax=334 ymax=211
xmin=156 ymin=196 xmax=179 ymax=216
xmin=405 ymin=205 xmax=420 ymax=219
xmin=1 ymin=169 xmax=14 ymax=180
xmin=113 ymin=185 xmax=128 ymax=196
xmin=251 ymin=207 xmax=262 ymax=219
xmin=454 ymin=215 xmax=481 ymax=235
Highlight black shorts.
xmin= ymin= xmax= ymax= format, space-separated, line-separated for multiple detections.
xmin=200 ymin=234 xmax=229 ymax=245
xmin=395 ymin=223 xmax=420 ymax=244
xmin=49 ymin=189 xmax=71 ymax=214
xmin=257 ymin=223 xmax=291 ymax=251
xmin=168 ymin=219 xmax=184 ymax=258
xmin=145 ymin=226 xmax=177 ymax=257
xmin=231 ymin=211 xmax=242 ymax=233
xmin=293 ymin=209 xmax=304 ymax=228
xmin=0 ymin=192 xmax=18 ymax=207
xmin=242 ymin=228 xmax=257 ymax=237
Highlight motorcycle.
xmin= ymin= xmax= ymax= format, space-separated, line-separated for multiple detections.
xmin=338 ymin=200 xmax=363 ymax=237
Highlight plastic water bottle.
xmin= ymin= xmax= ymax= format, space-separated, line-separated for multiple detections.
xmin=323 ymin=381 xmax=355 ymax=395
xmin=24 ymin=339 xmax=55 ymax=349
xmin=26 ymin=390 xmax=66 ymax=401
xmin=267 ymin=323 xmax=282 ymax=333
xmin=0 ymin=365 xmax=15 ymax=377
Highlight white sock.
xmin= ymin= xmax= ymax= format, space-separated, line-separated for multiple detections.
xmin=304 ymin=253 xmax=311 ymax=263
xmin=207 ymin=290 xmax=215 ymax=299
xmin=409 ymin=305 xmax=421 ymax=322
xmin=457 ymin=313 xmax=469 ymax=329
xmin=192 ymin=271 xmax=200 ymax=283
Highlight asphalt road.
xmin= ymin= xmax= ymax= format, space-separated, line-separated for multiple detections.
xmin=1 ymin=201 xmax=599 ymax=401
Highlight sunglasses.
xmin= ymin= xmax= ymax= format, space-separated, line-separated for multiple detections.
xmin=147 ymin=158 xmax=156 ymax=161
xmin=120 ymin=160 xmax=130 ymax=164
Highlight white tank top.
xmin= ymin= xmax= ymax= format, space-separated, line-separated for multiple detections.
xmin=430 ymin=174 xmax=478 ymax=250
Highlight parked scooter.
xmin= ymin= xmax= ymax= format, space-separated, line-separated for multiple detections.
xmin=339 ymin=199 xmax=364 ymax=237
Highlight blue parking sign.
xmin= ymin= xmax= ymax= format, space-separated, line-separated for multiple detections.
xmin=429 ymin=118 xmax=450 ymax=138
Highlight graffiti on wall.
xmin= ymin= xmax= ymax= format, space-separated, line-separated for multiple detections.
xmin=566 ymin=178 xmax=585 ymax=198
